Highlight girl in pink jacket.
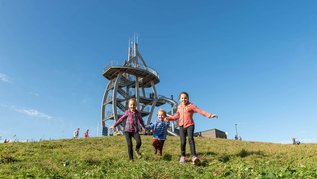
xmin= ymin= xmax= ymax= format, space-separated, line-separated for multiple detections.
xmin=166 ymin=92 xmax=218 ymax=165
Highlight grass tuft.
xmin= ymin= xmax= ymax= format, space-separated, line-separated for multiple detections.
xmin=0 ymin=156 xmax=19 ymax=164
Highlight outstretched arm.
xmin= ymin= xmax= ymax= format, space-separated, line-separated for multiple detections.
xmin=191 ymin=104 xmax=218 ymax=118
xmin=165 ymin=111 xmax=180 ymax=121
xmin=145 ymin=123 xmax=155 ymax=130
xmin=110 ymin=112 xmax=128 ymax=128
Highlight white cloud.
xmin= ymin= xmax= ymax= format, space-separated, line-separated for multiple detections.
xmin=1 ymin=104 xmax=54 ymax=121
xmin=0 ymin=73 xmax=9 ymax=82
xmin=15 ymin=108 xmax=53 ymax=119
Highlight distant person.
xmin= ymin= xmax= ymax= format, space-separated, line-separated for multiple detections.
xmin=73 ymin=128 xmax=80 ymax=139
xmin=165 ymin=91 xmax=218 ymax=165
xmin=84 ymin=129 xmax=89 ymax=138
xmin=110 ymin=98 xmax=146 ymax=160
xmin=146 ymin=109 xmax=169 ymax=156
xmin=292 ymin=138 xmax=301 ymax=145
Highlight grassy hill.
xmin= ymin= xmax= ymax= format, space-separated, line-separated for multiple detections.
xmin=1 ymin=136 xmax=317 ymax=178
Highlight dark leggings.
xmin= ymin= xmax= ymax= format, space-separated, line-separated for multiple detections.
xmin=124 ymin=131 xmax=142 ymax=160
xmin=179 ymin=125 xmax=196 ymax=157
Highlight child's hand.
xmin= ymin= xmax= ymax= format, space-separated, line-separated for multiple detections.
xmin=164 ymin=117 xmax=169 ymax=122
xmin=109 ymin=125 xmax=114 ymax=129
xmin=209 ymin=114 xmax=218 ymax=118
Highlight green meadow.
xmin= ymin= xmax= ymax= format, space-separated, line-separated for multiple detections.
xmin=1 ymin=136 xmax=317 ymax=178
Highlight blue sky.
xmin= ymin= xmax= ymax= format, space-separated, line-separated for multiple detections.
xmin=1 ymin=0 xmax=317 ymax=143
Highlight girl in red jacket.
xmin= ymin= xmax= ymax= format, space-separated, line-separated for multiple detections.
xmin=166 ymin=92 xmax=218 ymax=165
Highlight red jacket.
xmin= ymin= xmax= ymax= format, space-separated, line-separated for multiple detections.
xmin=84 ymin=131 xmax=89 ymax=138
xmin=166 ymin=102 xmax=211 ymax=128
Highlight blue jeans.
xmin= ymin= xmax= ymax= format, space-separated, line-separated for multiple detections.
xmin=179 ymin=125 xmax=196 ymax=157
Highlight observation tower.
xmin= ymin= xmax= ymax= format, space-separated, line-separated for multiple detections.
xmin=101 ymin=40 xmax=178 ymax=136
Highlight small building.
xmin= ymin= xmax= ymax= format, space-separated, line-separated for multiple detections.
xmin=194 ymin=129 xmax=227 ymax=139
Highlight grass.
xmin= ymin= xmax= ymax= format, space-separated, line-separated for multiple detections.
xmin=1 ymin=136 xmax=317 ymax=178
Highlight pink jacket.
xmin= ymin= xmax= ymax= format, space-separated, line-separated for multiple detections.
xmin=166 ymin=102 xmax=211 ymax=128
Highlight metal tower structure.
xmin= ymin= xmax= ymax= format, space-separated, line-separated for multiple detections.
xmin=101 ymin=40 xmax=178 ymax=136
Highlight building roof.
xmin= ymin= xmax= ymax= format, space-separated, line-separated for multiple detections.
xmin=196 ymin=128 xmax=226 ymax=133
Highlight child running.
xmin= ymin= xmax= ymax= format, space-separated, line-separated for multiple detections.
xmin=165 ymin=92 xmax=218 ymax=165
xmin=146 ymin=109 xmax=169 ymax=156
xmin=110 ymin=98 xmax=146 ymax=160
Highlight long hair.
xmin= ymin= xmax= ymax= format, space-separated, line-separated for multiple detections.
xmin=179 ymin=91 xmax=189 ymax=100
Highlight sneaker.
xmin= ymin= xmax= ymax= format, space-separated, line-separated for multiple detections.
xmin=135 ymin=150 xmax=142 ymax=159
xmin=179 ymin=156 xmax=186 ymax=164
xmin=192 ymin=156 xmax=200 ymax=165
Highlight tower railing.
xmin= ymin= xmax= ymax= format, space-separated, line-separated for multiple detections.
xmin=103 ymin=60 xmax=160 ymax=80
